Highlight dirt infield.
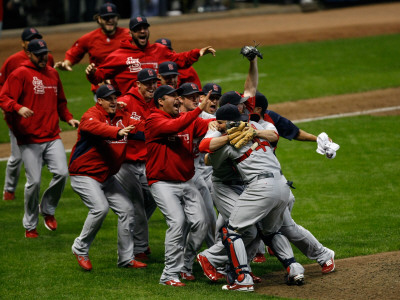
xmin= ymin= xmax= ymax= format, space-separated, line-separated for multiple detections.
xmin=1 ymin=2 xmax=400 ymax=299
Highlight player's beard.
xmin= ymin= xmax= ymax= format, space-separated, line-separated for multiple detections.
xmin=132 ymin=32 xmax=150 ymax=49
xmin=101 ymin=22 xmax=117 ymax=36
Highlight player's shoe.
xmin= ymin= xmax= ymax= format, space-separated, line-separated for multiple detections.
xmin=252 ymin=252 xmax=266 ymax=263
xmin=286 ymin=263 xmax=305 ymax=286
xmin=321 ymin=251 xmax=335 ymax=274
xmin=73 ymin=251 xmax=92 ymax=271
xmin=222 ymin=283 xmax=254 ymax=292
xmin=3 ymin=190 xmax=15 ymax=201
xmin=124 ymin=259 xmax=147 ymax=269
xmin=197 ymin=254 xmax=225 ymax=282
xmin=135 ymin=252 xmax=149 ymax=261
xmin=25 ymin=229 xmax=38 ymax=238
xmin=250 ymin=272 xmax=262 ymax=283
xmin=180 ymin=272 xmax=195 ymax=281
xmin=43 ymin=215 xmax=57 ymax=231
xmin=160 ymin=279 xmax=186 ymax=287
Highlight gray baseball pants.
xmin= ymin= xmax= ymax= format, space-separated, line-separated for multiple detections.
xmin=3 ymin=129 xmax=23 ymax=193
xmin=150 ymin=179 xmax=207 ymax=282
xmin=114 ymin=162 xmax=157 ymax=254
xmin=71 ymin=175 xmax=135 ymax=267
xmin=20 ymin=139 xmax=68 ymax=230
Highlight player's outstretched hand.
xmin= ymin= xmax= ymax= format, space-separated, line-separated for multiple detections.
xmin=54 ymin=60 xmax=73 ymax=71
xmin=118 ymin=125 xmax=135 ymax=137
xmin=199 ymin=90 xmax=212 ymax=111
xmin=68 ymin=119 xmax=80 ymax=128
xmin=85 ymin=63 xmax=97 ymax=76
xmin=200 ymin=46 xmax=216 ymax=57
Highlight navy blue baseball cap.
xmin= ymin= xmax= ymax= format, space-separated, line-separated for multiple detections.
xmin=27 ymin=39 xmax=50 ymax=55
xmin=202 ymin=83 xmax=222 ymax=96
xmin=98 ymin=3 xmax=119 ymax=18
xmin=255 ymin=91 xmax=268 ymax=111
xmin=219 ymin=91 xmax=249 ymax=107
xmin=137 ymin=68 xmax=159 ymax=82
xmin=96 ymin=84 xmax=121 ymax=99
xmin=21 ymin=27 xmax=42 ymax=41
xmin=158 ymin=61 xmax=179 ymax=76
xmin=216 ymin=104 xmax=248 ymax=122
xmin=155 ymin=38 xmax=172 ymax=50
xmin=129 ymin=16 xmax=150 ymax=31
xmin=154 ymin=85 xmax=182 ymax=102
xmin=180 ymin=83 xmax=204 ymax=96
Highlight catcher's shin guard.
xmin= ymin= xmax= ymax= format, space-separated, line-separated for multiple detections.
xmin=221 ymin=225 xmax=250 ymax=285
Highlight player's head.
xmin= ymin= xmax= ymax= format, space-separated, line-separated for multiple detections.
xmin=153 ymin=85 xmax=183 ymax=117
xmin=95 ymin=3 xmax=120 ymax=35
xmin=27 ymin=39 xmax=50 ymax=69
xmin=158 ymin=61 xmax=179 ymax=88
xmin=136 ymin=68 xmax=160 ymax=101
xmin=219 ymin=91 xmax=249 ymax=114
xmin=201 ymin=83 xmax=222 ymax=115
xmin=179 ymin=83 xmax=204 ymax=112
xmin=155 ymin=38 xmax=173 ymax=50
xmin=95 ymin=84 xmax=121 ymax=114
xmin=215 ymin=104 xmax=247 ymax=132
xmin=129 ymin=16 xmax=150 ymax=49
xmin=21 ymin=27 xmax=42 ymax=51
xmin=253 ymin=91 xmax=269 ymax=119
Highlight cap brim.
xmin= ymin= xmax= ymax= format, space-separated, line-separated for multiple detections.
xmin=100 ymin=13 xmax=119 ymax=18
xmin=239 ymin=96 xmax=249 ymax=103
xmin=24 ymin=33 xmax=43 ymax=41
xmin=166 ymin=87 xmax=183 ymax=96
xmin=99 ymin=90 xmax=121 ymax=98
xmin=131 ymin=22 xmax=150 ymax=30
xmin=159 ymin=71 xmax=179 ymax=76
xmin=140 ymin=77 xmax=161 ymax=82
xmin=31 ymin=49 xmax=51 ymax=55
xmin=181 ymin=91 xmax=204 ymax=96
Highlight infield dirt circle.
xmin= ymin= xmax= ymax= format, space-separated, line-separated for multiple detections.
xmin=1 ymin=2 xmax=400 ymax=299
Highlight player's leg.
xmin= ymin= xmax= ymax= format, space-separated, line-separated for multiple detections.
xmin=39 ymin=139 xmax=68 ymax=217
xmin=20 ymin=143 xmax=44 ymax=232
xmin=150 ymin=181 xmax=186 ymax=284
xmin=3 ymin=130 xmax=23 ymax=200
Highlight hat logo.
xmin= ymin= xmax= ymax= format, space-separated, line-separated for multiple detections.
xmin=38 ymin=41 xmax=45 ymax=47
xmin=162 ymin=39 xmax=167 ymax=45
xmin=168 ymin=64 xmax=174 ymax=70
xmin=107 ymin=5 xmax=112 ymax=12
xmin=107 ymin=84 xmax=113 ymax=90
xmin=213 ymin=84 xmax=218 ymax=91
xmin=148 ymin=69 xmax=154 ymax=76
xmin=30 ymin=28 xmax=36 ymax=33
xmin=137 ymin=17 xmax=142 ymax=22
xmin=191 ymin=84 xmax=197 ymax=90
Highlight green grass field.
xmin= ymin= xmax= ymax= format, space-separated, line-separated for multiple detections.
xmin=0 ymin=34 xmax=400 ymax=299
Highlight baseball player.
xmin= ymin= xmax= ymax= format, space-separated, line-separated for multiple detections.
xmin=155 ymin=38 xmax=202 ymax=88
xmin=179 ymin=82 xmax=217 ymax=249
xmin=54 ymin=3 xmax=130 ymax=93
xmin=157 ymin=61 xmax=179 ymax=88
xmin=69 ymin=84 xmax=146 ymax=271
xmin=0 ymin=39 xmax=79 ymax=238
xmin=145 ymin=85 xmax=214 ymax=286
xmin=0 ymin=27 xmax=55 ymax=201
xmin=114 ymin=68 xmax=160 ymax=260
xmin=86 ymin=16 xmax=215 ymax=94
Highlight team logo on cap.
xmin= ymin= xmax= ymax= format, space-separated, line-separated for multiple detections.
xmin=168 ymin=63 xmax=174 ymax=71
xmin=137 ymin=17 xmax=142 ymax=22
xmin=213 ymin=84 xmax=219 ymax=91
xmin=30 ymin=28 xmax=37 ymax=34
xmin=161 ymin=39 xmax=167 ymax=45
xmin=148 ymin=69 xmax=154 ymax=76
xmin=38 ymin=41 xmax=45 ymax=47
xmin=107 ymin=5 xmax=113 ymax=12
xmin=106 ymin=84 xmax=113 ymax=90
xmin=191 ymin=83 xmax=197 ymax=90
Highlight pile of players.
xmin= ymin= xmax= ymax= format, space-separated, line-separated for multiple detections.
xmin=0 ymin=3 xmax=339 ymax=292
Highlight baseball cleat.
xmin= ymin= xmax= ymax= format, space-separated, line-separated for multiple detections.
xmin=43 ymin=215 xmax=57 ymax=231
xmin=321 ymin=252 xmax=335 ymax=274
xmin=250 ymin=272 xmax=262 ymax=283
xmin=73 ymin=251 xmax=92 ymax=271
xmin=286 ymin=273 xmax=305 ymax=286
xmin=3 ymin=190 xmax=15 ymax=201
xmin=197 ymin=254 xmax=225 ymax=282
xmin=180 ymin=272 xmax=195 ymax=281
xmin=124 ymin=259 xmax=147 ymax=269
xmin=222 ymin=283 xmax=254 ymax=292
xmin=286 ymin=263 xmax=305 ymax=286
xmin=160 ymin=279 xmax=186 ymax=287
xmin=25 ymin=228 xmax=39 ymax=238
xmin=252 ymin=252 xmax=266 ymax=263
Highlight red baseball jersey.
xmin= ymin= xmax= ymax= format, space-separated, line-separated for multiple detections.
xmin=0 ymin=50 xmax=55 ymax=90
xmin=144 ymin=107 xmax=212 ymax=185
xmin=68 ymin=103 xmax=144 ymax=182
xmin=64 ymin=27 xmax=130 ymax=92
xmin=87 ymin=39 xmax=201 ymax=94
xmin=117 ymin=86 xmax=155 ymax=162
xmin=0 ymin=61 xmax=73 ymax=145
xmin=178 ymin=66 xmax=202 ymax=89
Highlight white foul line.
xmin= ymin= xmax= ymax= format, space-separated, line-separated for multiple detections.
xmin=1 ymin=105 xmax=399 ymax=162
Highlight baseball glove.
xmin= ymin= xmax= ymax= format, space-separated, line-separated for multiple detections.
xmin=226 ymin=121 xmax=247 ymax=135
xmin=240 ymin=45 xmax=263 ymax=61
xmin=230 ymin=127 xmax=257 ymax=149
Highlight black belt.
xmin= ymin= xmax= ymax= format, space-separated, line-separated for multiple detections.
xmin=244 ymin=171 xmax=282 ymax=185
xmin=221 ymin=180 xmax=245 ymax=186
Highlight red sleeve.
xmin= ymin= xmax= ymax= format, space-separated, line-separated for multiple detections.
xmin=199 ymin=137 xmax=212 ymax=153
xmin=163 ymin=48 xmax=200 ymax=69
xmin=80 ymin=111 xmax=121 ymax=139
xmin=148 ymin=107 xmax=202 ymax=137
xmin=193 ymin=117 xmax=213 ymax=138
xmin=0 ymin=71 xmax=24 ymax=113
xmin=65 ymin=36 xmax=88 ymax=65
xmin=87 ymin=53 xmax=123 ymax=84
xmin=244 ymin=95 xmax=256 ymax=113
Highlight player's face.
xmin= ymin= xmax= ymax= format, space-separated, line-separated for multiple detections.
xmin=98 ymin=94 xmax=118 ymax=114
xmin=160 ymin=93 xmax=180 ymax=117
xmin=158 ymin=74 xmax=178 ymax=88
xmin=180 ymin=93 xmax=200 ymax=112
xmin=131 ymin=25 xmax=150 ymax=49
xmin=237 ymin=103 xmax=245 ymax=114
xmin=98 ymin=15 xmax=118 ymax=35
xmin=137 ymin=79 xmax=158 ymax=102
xmin=202 ymin=94 xmax=220 ymax=115
xmin=217 ymin=120 xmax=227 ymax=132
xmin=28 ymin=52 xmax=48 ymax=69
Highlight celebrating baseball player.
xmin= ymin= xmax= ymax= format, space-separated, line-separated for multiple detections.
xmin=157 ymin=61 xmax=179 ymax=88
xmin=155 ymin=38 xmax=202 ymax=88
xmin=54 ymin=3 xmax=130 ymax=93
xmin=69 ymin=84 xmax=146 ymax=271
xmin=86 ymin=16 xmax=215 ymax=94
xmin=0 ymin=27 xmax=55 ymax=201
xmin=0 ymin=39 xmax=79 ymax=238
xmin=144 ymin=85 xmax=215 ymax=286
